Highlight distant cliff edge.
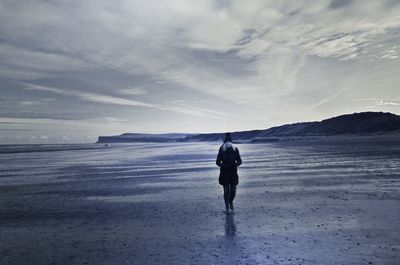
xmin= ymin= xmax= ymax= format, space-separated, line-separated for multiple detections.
xmin=96 ymin=112 xmax=400 ymax=143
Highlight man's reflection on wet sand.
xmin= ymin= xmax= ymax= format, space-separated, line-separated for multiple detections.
xmin=224 ymin=213 xmax=236 ymax=237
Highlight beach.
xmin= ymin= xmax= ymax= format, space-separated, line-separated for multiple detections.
xmin=1 ymin=138 xmax=399 ymax=265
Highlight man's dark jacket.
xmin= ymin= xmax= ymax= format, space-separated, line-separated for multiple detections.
xmin=216 ymin=142 xmax=242 ymax=186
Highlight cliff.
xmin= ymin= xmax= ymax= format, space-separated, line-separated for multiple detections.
xmin=97 ymin=112 xmax=400 ymax=143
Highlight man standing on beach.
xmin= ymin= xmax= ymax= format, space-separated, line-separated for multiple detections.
xmin=216 ymin=132 xmax=242 ymax=214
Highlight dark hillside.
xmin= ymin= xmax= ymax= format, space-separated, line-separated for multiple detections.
xmin=97 ymin=112 xmax=400 ymax=143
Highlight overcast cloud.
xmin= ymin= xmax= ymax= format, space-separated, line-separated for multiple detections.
xmin=0 ymin=0 xmax=399 ymax=143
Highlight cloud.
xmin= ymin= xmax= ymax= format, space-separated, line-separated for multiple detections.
xmin=381 ymin=46 xmax=400 ymax=59
xmin=313 ymin=85 xmax=353 ymax=109
xmin=22 ymin=83 xmax=235 ymax=120
xmin=118 ymin=87 xmax=147 ymax=95
xmin=329 ymin=0 xmax=353 ymax=9
xmin=23 ymin=83 xmax=155 ymax=107
xmin=0 ymin=0 xmax=399 ymax=141
xmin=378 ymin=100 xmax=400 ymax=106
xmin=353 ymin=99 xmax=400 ymax=106
xmin=0 ymin=43 xmax=93 ymax=79
xmin=19 ymin=101 xmax=40 ymax=106
xmin=1 ymin=1 xmax=398 ymax=85
xmin=103 ymin=117 xmax=128 ymax=122
xmin=158 ymin=101 xmax=237 ymax=120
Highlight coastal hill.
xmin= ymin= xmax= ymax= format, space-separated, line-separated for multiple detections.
xmin=96 ymin=112 xmax=400 ymax=143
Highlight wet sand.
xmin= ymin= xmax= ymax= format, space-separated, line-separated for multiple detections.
xmin=1 ymin=138 xmax=400 ymax=265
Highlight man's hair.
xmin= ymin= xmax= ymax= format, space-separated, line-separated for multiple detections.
xmin=223 ymin=132 xmax=232 ymax=143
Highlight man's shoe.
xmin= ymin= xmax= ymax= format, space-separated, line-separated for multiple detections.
xmin=229 ymin=203 xmax=234 ymax=211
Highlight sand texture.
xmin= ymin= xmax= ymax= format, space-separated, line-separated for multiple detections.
xmin=1 ymin=138 xmax=400 ymax=265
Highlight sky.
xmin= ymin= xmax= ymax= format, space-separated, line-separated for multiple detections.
xmin=0 ymin=0 xmax=400 ymax=143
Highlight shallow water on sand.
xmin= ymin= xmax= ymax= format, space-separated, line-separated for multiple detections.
xmin=1 ymin=138 xmax=400 ymax=265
